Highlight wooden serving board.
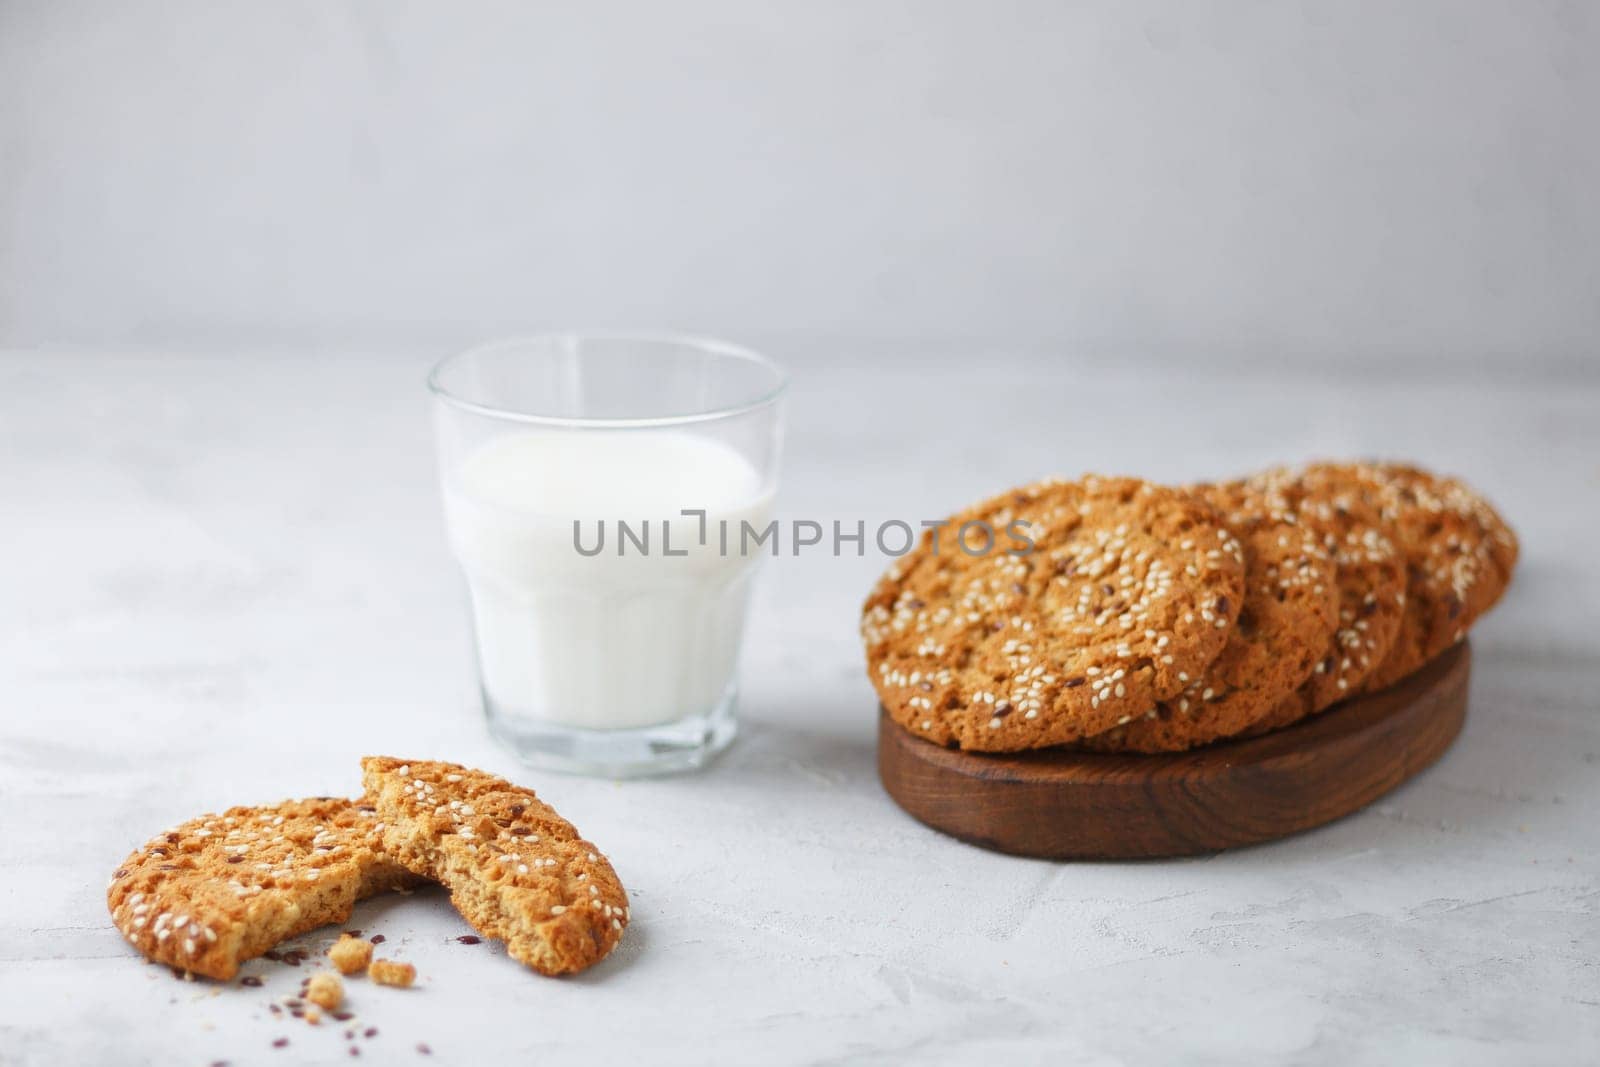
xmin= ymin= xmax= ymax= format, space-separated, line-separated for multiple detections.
xmin=878 ymin=641 xmax=1470 ymax=859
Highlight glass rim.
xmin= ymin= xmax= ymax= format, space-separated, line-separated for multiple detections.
xmin=427 ymin=331 xmax=788 ymax=429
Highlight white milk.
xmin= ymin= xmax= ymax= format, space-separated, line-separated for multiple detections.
xmin=444 ymin=430 xmax=772 ymax=731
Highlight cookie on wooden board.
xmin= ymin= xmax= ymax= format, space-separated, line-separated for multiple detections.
xmin=360 ymin=757 xmax=628 ymax=977
xmin=1241 ymin=465 xmax=1408 ymax=724
xmin=107 ymin=797 xmax=420 ymax=981
xmin=1083 ymin=481 xmax=1340 ymax=752
xmin=1300 ymin=462 xmax=1518 ymax=691
xmin=862 ymin=476 xmax=1246 ymax=752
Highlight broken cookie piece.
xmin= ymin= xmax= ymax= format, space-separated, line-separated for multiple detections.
xmin=107 ymin=798 xmax=421 ymax=981
xmin=360 ymin=757 xmax=629 ymax=976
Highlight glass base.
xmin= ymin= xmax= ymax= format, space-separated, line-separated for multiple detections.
xmin=483 ymin=688 xmax=739 ymax=778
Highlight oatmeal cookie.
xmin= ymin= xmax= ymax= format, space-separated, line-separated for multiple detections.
xmin=106 ymin=797 xmax=418 ymax=981
xmin=1301 ymin=462 xmax=1517 ymax=691
xmin=360 ymin=757 xmax=628 ymax=976
xmin=1241 ymin=464 xmax=1408 ymax=720
xmin=862 ymin=476 xmax=1246 ymax=751
xmin=1084 ymin=481 xmax=1339 ymax=752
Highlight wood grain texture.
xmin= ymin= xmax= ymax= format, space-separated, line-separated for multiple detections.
xmin=879 ymin=641 xmax=1470 ymax=859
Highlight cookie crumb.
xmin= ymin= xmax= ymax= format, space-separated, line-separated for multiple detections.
xmin=328 ymin=935 xmax=374 ymax=975
xmin=305 ymin=1007 xmax=322 ymax=1025
xmin=368 ymin=959 xmax=415 ymax=988
xmin=306 ymin=972 xmax=344 ymax=1011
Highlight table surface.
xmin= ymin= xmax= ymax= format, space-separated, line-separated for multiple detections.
xmin=2 ymin=349 xmax=1597 ymax=1066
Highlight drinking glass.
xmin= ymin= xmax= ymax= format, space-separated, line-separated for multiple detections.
xmin=429 ymin=334 xmax=786 ymax=777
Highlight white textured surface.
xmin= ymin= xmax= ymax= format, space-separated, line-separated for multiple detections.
xmin=3 ymin=1 xmax=1598 ymax=371
xmin=2 ymin=349 xmax=1598 ymax=1065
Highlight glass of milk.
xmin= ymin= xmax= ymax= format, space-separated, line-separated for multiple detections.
xmin=429 ymin=334 xmax=785 ymax=777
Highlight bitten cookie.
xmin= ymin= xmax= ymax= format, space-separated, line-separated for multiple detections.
xmin=861 ymin=476 xmax=1246 ymax=751
xmin=1083 ymin=481 xmax=1340 ymax=752
xmin=107 ymin=798 xmax=420 ymax=981
xmin=1301 ymin=462 xmax=1518 ymax=691
xmin=360 ymin=757 xmax=628 ymax=977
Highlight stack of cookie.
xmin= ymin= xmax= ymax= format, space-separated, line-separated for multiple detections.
xmin=862 ymin=463 xmax=1517 ymax=754
xmin=106 ymin=757 xmax=629 ymax=980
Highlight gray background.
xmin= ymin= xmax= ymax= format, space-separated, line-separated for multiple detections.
xmin=3 ymin=0 xmax=1597 ymax=375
